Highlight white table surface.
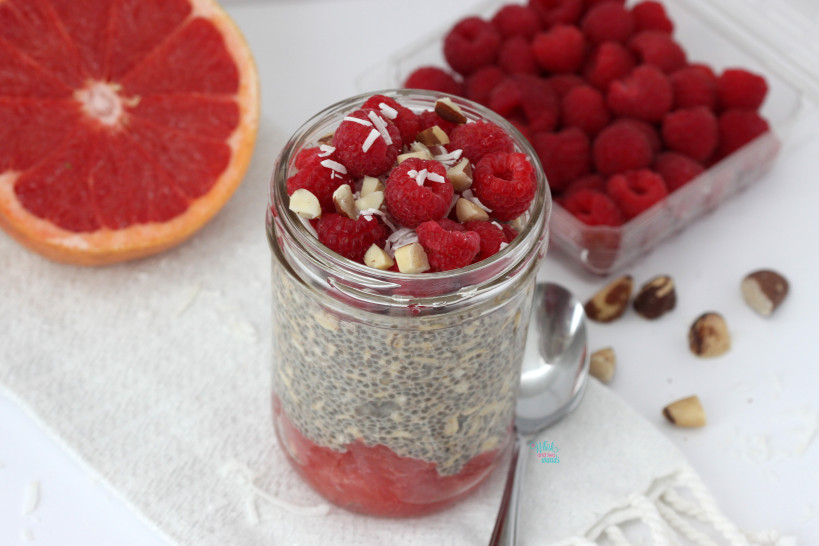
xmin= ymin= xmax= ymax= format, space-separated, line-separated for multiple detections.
xmin=1 ymin=0 xmax=818 ymax=544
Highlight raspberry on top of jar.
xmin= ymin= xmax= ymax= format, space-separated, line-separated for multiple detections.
xmin=285 ymin=94 xmax=537 ymax=273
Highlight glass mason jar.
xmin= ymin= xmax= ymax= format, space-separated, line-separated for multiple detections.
xmin=267 ymin=90 xmax=551 ymax=517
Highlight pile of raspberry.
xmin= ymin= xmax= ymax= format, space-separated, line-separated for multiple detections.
xmin=285 ymin=94 xmax=536 ymax=273
xmin=403 ymin=0 xmax=771 ymax=228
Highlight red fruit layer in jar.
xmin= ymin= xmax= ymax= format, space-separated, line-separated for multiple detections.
xmin=273 ymin=396 xmax=506 ymax=517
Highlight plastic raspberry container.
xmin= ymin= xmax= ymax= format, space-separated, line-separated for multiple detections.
xmin=359 ymin=0 xmax=817 ymax=274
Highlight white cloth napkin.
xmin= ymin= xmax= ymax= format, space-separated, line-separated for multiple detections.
xmin=0 ymin=121 xmax=789 ymax=546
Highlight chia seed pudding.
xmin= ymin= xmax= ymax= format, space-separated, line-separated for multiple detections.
xmin=267 ymin=90 xmax=551 ymax=517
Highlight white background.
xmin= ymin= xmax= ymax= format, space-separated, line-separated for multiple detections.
xmin=1 ymin=0 xmax=818 ymax=544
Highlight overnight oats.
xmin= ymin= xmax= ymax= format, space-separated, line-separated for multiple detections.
xmin=267 ymin=90 xmax=550 ymax=517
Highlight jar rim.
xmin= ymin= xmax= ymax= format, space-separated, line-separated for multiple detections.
xmin=268 ymin=89 xmax=552 ymax=307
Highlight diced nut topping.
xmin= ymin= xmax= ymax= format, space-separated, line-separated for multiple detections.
xmin=355 ymin=190 xmax=385 ymax=212
xmin=447 ymin=158 xmax=473 ymax=192
xmin=288 ymin=189 xmax=322 ymax=219
xmin=435 ymin=97 xmax=468 ymax=125
xmin=360 ymin=176 xmax=384 ymax=197
xmin=416 ymin=125 xmax=450 ymax=147
xmin=455 ymin=197 xmax=490 ymax=222
xmin=584 ymin=275 xmax=634 ymax=323
xmin=332 ymin=184 xmax=357 ymax=219
xmin=364 ymin=244 xmax=394 ymax=270
xmin=394 ymin=243 xmax=430 ymax=274
xmin=688 ymin=312 xmax=731 ymax=357
xmin=589 ymin=347 xmax=616 ymax=384
xmin=397 ymin=150 xmax=433 ymax=163
xmin=509 ymin=214 xmax=528 ymax=233
xmin=663 ymin=395 xmax=706 ymax=428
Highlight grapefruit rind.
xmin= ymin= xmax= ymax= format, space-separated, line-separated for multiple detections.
xmin=0 ymin=0 xmax=260 ymax=266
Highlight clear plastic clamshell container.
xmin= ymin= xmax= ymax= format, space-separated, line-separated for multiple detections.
xmin=359 ymin=0 xmax=818 ymax=275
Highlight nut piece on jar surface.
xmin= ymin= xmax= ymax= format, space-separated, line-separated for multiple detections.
xmin=688 ymin=312 xmax=730 ymax=357
xmin=288 ymin=189 xmax=322 ymax=219
xmin=585 ymin=275 xmax=634 ymax=323
xmin=663 ymin=395 xmax=706 ymax=428
xmin=633 ymin=274 xmax=676 ymax=319
xmin=364 ymin=244 xmax=394 ymax=270
xmin=435 ymin=97 xmax=468 ymax=125
xmin=394 ymin=243 xmax=430 ymax=274
xmin=416 ymin=125 xmax=450 ymax=147
xmin=455 ymin=197 xmax=490 ymax=223
xmin=446 ymin=158 xmax=473 ymax=192
xmin=332 ymin=184 xmax=357 ymax=219
xmin=741 ymin=269 xmax=789 ymax=316
xmin=589 ymin=347 xmax=616 ymax=384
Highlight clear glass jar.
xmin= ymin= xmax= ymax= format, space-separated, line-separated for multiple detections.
xmin=267 ymin=90 xmax=551 ymax=517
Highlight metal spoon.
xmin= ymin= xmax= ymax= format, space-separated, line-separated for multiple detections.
xmin=489 ymin=282 xmax=590 ymax=546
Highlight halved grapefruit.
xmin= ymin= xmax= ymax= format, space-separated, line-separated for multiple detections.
xmin=0 ymin=0 xmax=259 ymax=265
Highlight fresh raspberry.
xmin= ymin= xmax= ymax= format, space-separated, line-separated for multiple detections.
xmin=531 ymin=127 xmax=591 ymax=192
xmin=316 ymin=213 xmax=388 ymax=263
xmin=532 ymin=24 xmax=586 ymax=73
xmin=584 ymin=0 xmax=626 ymax=7
xmin=583 ymin=42 xmax=635 ymax=91
xmin=561 ymin=188 xmax=624 ymax=226
xmin=404 ymin=66 xmax=463 ymax=96
xmin=606 ymin=169 xmax=668 ymax=219
xmin=661 ymin=106 xmax=718 ymax=162
xmin=607 ymin=64 xmax=673 ymax=122
xmin=561 ymin=85 xmax=610 ymax=136
xmin=331 ymin=108 xmax=402 ymax=178
xmin=293 ymin=146 xmax=322 ymax=170
xmin=593 ymin=121 xmax=653 ymax=175
xmin=465 ymin=66 xmax=506 ymax=106
xmin=464 ymin=220 xmax=513 ymax=261
xmin=653 ymin=151 xmax=705 ymax=192
xmin=581 ymin=3 xmax=634 ymax=45
xmin=416 ymin=220 xmax=480 ymax=272
xmin=546 ymin=73 xmax=585 ymax=98
xmin=610 ymin=118 xmax=662 ymax=154
xmin=488 ymin=75 xmax=560 ymax=134
xmin=631 ymin=1 xmax=673 ymax=34
xmin=491 ymin=4 xmax=542 ymax=39
xmin=436 ymin=217 xmax=466 ymax=232
xmin=384 ymin=158 xmax=454 ymax=228
xmin=628 ymin=31 xmax=687 ymax=74
xmin=715 ymin=109 xmax=770 ymax=159
xmin=716 ymin=68 xmax=768 ymax=111
xmin=498 ymin=36 xmax=539 ymax=75
xmin=417 ymin=110 xmax=460 ymax=136
xmin=443 ymin=16 xmax=502 ymax=76
xmin=362 ymin=95 xmax=420 ymax=146
xmin=286 ymin=154 xmax=350 ymax=213
xmin=472 ymin=152 xmax=537 ymax=221
xmin=528 ymin=0 xmax=585 ymax=28
xmin=561 ymin=173 xmax=605 ymax=198
xmin=670 ymin=65 xmax=717 ymax=110
xmin=448 ymin=120 xmax=517 ymax=165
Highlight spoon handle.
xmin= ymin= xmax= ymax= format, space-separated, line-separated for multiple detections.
xmin=488 ymin=433 xmax=528 ymax=546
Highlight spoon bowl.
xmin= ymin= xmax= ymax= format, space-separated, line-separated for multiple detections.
xmin=489 ymin=282 xmax=590 ymax=546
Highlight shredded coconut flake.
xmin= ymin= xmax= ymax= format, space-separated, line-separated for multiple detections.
xmin=378 ymin=102 xmax=398 ymax=119
xmin=362 ymin=129 xmax=380 ymax=153
xmin=367 ymin=111 xmax=393 ymax=146
xmin=343 ymin=116 xmax=371 ymax=127
xmin=463 ymin=190 xmax=493 ymax=212
xmin=317 ymin=144 xmax=335 ymax=157
xmin=434 ymin=148 xmax=463 ymax=167
xmin=426 ymin=172 xmax=445 ymax=183
xmin=320 ymin=159 xmax=347 ymax=174
xmin=499 ymin=242 xmax=509 ymax=250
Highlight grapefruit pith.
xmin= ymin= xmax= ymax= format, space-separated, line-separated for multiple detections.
xmin=0 ymin=0 xmax=259 ymax=265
